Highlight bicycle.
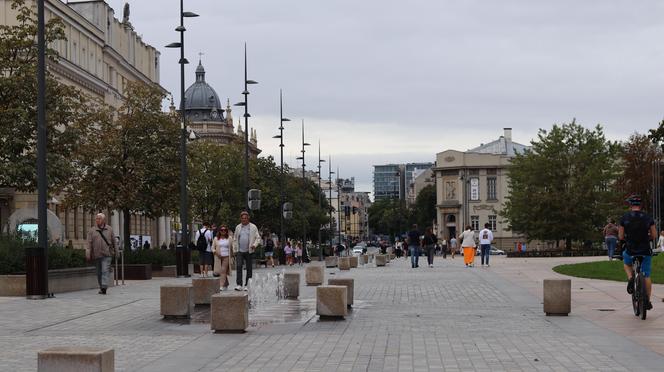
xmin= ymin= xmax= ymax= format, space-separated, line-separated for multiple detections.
xmin=630 ymin=255 xmax=648 ymax=320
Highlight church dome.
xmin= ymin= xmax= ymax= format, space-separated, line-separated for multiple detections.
xmin=183 ymin=61 xmax=222 ymax=111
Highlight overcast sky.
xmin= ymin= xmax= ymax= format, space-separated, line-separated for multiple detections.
xmin=105 ymin=0 xmax=664 ymax=195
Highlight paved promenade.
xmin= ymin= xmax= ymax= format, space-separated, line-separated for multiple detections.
xmin=1 ymin=255 xmax=664 ymax=371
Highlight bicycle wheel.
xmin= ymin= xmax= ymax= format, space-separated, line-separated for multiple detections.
xmin=632 ymin=276 xmax=640 ymax=317
xmin=639 ymin=274 xmax=647 ymax=320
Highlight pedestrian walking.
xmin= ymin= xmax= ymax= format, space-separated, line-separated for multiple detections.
xmin=232 ymin=211 xmax=261 ymax=291
xmin=296 ymin=243 xmax=303 ymax=266
xmin=603 ymin=219 xmax=619 ymax=260
xmin=459 ymin=225 xmax=476 ymax=267
xmin=195 ymin=222 xmax=213 ymax=277
xmin=264 ymin=235 xmax=275 ymax=267
xmin=212 ymin=225 xmax=234 ymax=290
xmin=479 ymin=223 xmax=494 ymax=267
xmin=407 ymin=224 xmax=421 ymax=268
xmin=450 ymin=237 xmax=457 ymax=259
xmin=658 ymin=231 xmax=664 ymax=253
xmin=423 ymin=227 xmax=437 ymax=268
xmin=284 ymin=241 xmax=294 ymax=266
xmin=86 ymin=213 xmax=116 ymax=295
xmin=441 ymin=238 xmax=448 ymax=259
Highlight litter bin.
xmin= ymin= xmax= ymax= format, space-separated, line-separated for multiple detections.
xmin=175 ymin=243 xmax=190 ymax=277
xmin=25 ymin=246 xmax=48 ymax=299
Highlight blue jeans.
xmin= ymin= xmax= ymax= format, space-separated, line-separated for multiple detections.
xmin=605 ymin=236 xmax=617 ymax=258
xmin=480 ymin=244 xmax=491 ymax=265
xmin=95 ymin=256 xmax=112 ymax=289
xmin=410 ymin=246 xmax=420 ymax=267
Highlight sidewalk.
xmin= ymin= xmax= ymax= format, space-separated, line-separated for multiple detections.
xmin=1 ymin=256 xmax=663 ymax=371
xmin=489 ymin=255 xmax=664 ymax=357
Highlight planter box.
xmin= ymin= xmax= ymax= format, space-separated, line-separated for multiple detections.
xmin=152 ymin=265 xmax=177 ymax=278
xmin=0 ymin=267 xmax=112 ymax=296
xmin=119 ymin=264 xmax=152 ymax=280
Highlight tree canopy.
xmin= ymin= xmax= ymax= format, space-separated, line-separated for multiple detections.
xmin=501 ymin=120 xmax=622 ymax=249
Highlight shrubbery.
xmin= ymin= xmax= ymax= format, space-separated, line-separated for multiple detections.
xmin=0 ymin=236 xmax=87 ymax=275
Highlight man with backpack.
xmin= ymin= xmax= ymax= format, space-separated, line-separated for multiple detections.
xmin=620 ymin=195 xmax=657 ymax=310
xmin=195 ymin=222 xmax=213 ymax=277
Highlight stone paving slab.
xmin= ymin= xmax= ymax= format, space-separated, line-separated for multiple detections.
xmin=1 ymin=257 xmax=663 ymax=371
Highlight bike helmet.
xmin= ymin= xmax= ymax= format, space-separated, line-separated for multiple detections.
xmin=626 ymin=194 xmax=642 ymax=206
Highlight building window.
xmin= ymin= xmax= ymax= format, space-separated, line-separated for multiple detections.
xmin=471 ymin=215 xmax=479 ymax=231
xmin=486 ymin=168 xmax=497 ymax=175
xmin=487 ymin=177 xmax=497 ymax=200
xmin=489 ymin=215 xmax=497 ymax=231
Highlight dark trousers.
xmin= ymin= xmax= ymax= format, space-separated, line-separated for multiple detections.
xmin=427 ymin=245 xmax=435 ymax=265
xmin=480 ymin=244 xmax=491 ymax=265
xmin=236 ymin=252 xmax=253 ymax=286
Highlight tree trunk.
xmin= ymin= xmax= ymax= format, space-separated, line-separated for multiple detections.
xmin=123 ymin=209 xmax=131 ymax=251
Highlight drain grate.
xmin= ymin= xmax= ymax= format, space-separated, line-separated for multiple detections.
xmin=595 ymin=308 xmax=616 ymax=312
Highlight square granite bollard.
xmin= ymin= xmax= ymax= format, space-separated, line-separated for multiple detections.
xmin=211 ymin=292 xmax=248 ymax=333
xmin=161 ymin=284 xmax=193 ymax=318
xmin=360 ymin=254 xmax=368 ymax=265
xmin=338 ymin=257 xmax=351 ymax=270
xmin=349 ymin=256 xmax=359 ymax=268
xmin=283 ymin=272 xmax=300 ymax=299
xmin=192 ymin=278 xmax=220 ymax=305
xmin=316 ymin=285 xmax=347 ymax=318
xmin=543 ymin=279 xmax=571 ymax=316
xmin=305 ymin=264 xmax=324 ymax=286
xmin=328 ymin=278 xmax=354 ymax=307
xmin=375 ymin=255 xmax=387 ymax=267
xmin=38 ymin=347 xmax=114 ymax=372
xmin=325 ymin=256 xmax=338 ymax=268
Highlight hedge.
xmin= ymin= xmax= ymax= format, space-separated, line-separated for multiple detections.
xmin=0 ymin=236 xmax=86 ymax=275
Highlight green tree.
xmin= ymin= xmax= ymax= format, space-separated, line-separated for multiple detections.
xmin=368 ymin=198 xmax=410 ymax=240
xmin=413 ymin=184 xmax=437 ymax=230
xmin=66 ymin=81 xmax=180 ymax=248
xmin=0 ymin=0 xmax=100 ymax=192
xmin=501 ymin=120 xmax=622 ymax=250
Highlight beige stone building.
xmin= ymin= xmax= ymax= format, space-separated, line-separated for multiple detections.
xmin=0 ymin=0 xmax=168 ymax=248
xmin=407 ymin=168 xmax=435 ymax=205
xmin=434 ymin=128 xmax=529 ymax=250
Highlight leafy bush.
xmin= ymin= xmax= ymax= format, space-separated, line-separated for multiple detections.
xmin=0 ymin=236 xmax=87 ymax=275
xmin=123 ymin=249 xmax=176 ymax=266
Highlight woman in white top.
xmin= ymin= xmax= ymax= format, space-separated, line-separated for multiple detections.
xmin=212 ymin=225 xmax=234 ymax=290
xmin=459 ymin=225 xmax=477 ymax=267
xmin=657 ymin=231 xmax=664 ymax=253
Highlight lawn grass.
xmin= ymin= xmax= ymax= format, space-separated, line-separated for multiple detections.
xmin=552 ymin=254 xmax=664 ymax=284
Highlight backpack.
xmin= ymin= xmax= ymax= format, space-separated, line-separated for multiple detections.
xmin=196 ymin=229 xmax=208 ymax=252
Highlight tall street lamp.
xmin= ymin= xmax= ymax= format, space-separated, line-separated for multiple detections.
xmin=234 ymin=43 xmax=258 ymax=210
xmin=295 ymin=120 xmax=310 ymax=261
xmin=165 ymin=0 xmax=198 ymax=277
xmin=317 ymin=141 xmax=326 ymax=261
xmin=272 ymin=90 xmax=290 ymax=250
xmin=28 ymin=0 xmax=48 ymax=299
xmin=336 ymin=166 xmax=342 ymax=249
xmin=327 ymin=157 xmax=335 ymax=254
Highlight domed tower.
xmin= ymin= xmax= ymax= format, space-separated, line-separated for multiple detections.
xmin=182 ymin=60 xmax=261 ymax=156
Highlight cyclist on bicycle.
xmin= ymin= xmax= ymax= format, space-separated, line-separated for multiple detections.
xmin=620 ymin=194 xmax=657 ymax=310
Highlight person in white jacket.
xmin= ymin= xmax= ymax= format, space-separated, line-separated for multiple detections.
xmin=232 ymin=211 xmax=261 ymax=291
xmin=478 ymin=223 xmax=494 ymax=267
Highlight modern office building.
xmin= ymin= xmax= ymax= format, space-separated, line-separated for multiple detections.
xmin=434 ymin=128 xmax=529 ymax=249
xmin=374 ymin=163 xmax=433 ymax=201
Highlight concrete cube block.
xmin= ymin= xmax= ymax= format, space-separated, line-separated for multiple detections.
xmin=316 ymin=285 xmax=347 ymax=318
xmin=325 ymin=256 xmax=338 ymax=268
xmin=543 ymin=279 xmax=571 ymax=316
xmin=389 ymin=254 xmax=395 ymax=260
xmin=211 ymin=292 xmax=248 ymax=332
xmin=38 ymin=347 xmax=114 ymax=372
xmin=283 ymin=272 xmax=300 ymax=299
xmin=305 ymin=264 xmax=324 ymax=286
xmin=375 ymin=255 xmax=387 ymax=266
xmin=338 ymin=257 xmax=351 ymax=270
xmin=160 ymin=284 xmax=193 ymax=318
xmin=328 ymin=278 xmax=354 ymax=307
xmin=192 ymin=278 xmax=220 ymax=305
xmin=349 ymin=256 xmax=359 ymax=268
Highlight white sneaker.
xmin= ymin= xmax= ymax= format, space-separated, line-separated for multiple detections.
xmin=234 ymin=286 xmax=242 ymax=291
xmin=221 ymin=286 xmax=228 ymax=291
xmin=243 ymin=286 xmax=248 ymax=291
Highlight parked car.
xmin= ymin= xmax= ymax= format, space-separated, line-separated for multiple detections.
xmin=490 ymin=247 xmax=505 ymax=255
